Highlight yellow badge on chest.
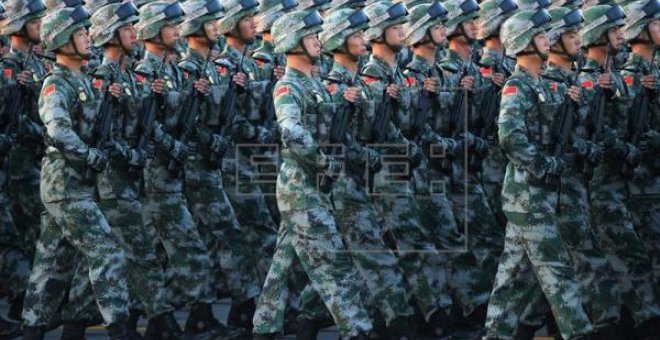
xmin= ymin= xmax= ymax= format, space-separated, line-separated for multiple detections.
xmin=79 ymin=91 xmax=87 ymax=102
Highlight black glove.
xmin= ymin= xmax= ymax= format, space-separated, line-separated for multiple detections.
xmin=320 ymin=156 xmax=343 ymax=180
xmin=87 ymin=148 xmax=108 ymax=172
xmin=473 ymin=136 xmax=489 ymax=157
xmin=546 ymin=156 xmax=566 ymax=176
xmin=169 ymin=140 xmax=189 ymax=163
xmin=586 ymin=144 xmax=604 ymax=164
xmin=209 ymin=134 xmax=230 ymax=155
xmin=126 ymin=148 xmax=146 ymax=168
xmin=408 ymin=144 xmax=424 ymax=169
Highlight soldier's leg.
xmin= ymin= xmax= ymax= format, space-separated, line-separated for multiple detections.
xmin=288 ymin=207 xmax=373 ymax=339
xmin=142 ymin=193 xmax=214 ymax=308
xmin=7 ymin=177 xmax=42 ymax=249
xmin=629 ymin=199 xmax=660 ymax=284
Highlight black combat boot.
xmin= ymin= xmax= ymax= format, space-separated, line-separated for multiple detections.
xmin=106 ymin=323 xmax=128 ymax=340
xmin=227 ymin=298 xmax=255 ymax=332
xmin=126 ymin=309 xmax=144 ymax=340
xmin=295 ymin=318 xmax=318 ymax=340
xmin=144 ymin=312 xmax=188 ymax=340
xmin=184 ymin=303 xmax=246 ymax=340
xmin=22 ymin=326 xmax=45 ymax=340
xmin=345 ymin=332 xmax=370 ymax=340
xmin=513 ymin=323 xmax=541 ymax=340
xmin=385 ymin=317 xmax=412 ymax=340
xmin=60 ymin=322 xmax=86 ymax=340
xmin=252 ymin=334 xmax=277 ymax=340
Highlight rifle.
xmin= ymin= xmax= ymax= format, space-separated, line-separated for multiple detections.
xmin=167 ymin=49 xmax=212 ymax=173
xmin=130 ymin=53 xmax=168 ymax=174
xmin=411 ymin=68 xmax=433 ymax=145
xmin=2 ymin=43 xmax=34 ymax=143
xmin=441 ymin=64 xmax=469 ymax=170
xmin=262 ymin=57 xmax=279 ymax=130
xmin=372 ymin=63 xmax=399 ymax=144
xmin=209 ymin=45 xmax=248 ymax=166
xmin=86 ymin=55 xmax=122 ymax=180
xmin=319 ymin=72 xmax=359 ymax=193
xmin=621 ymin=51 xmax=656 ymax=178
xmin=546 ymin=58 xmax=583 ymax=192
xmin=583 ymin=45 xmax=612 ymax=178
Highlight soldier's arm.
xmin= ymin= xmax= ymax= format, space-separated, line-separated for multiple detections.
xmin=498 ymin=79 xmax=553 ymax=180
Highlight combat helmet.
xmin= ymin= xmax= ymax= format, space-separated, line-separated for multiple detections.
xmin=500 ymin=8 xmax=552 ymax=57
xmin=90 ymin=1 xmax=139 ymax=47
xmin=179 ymin=0 xmax=225 ymax=37
xmin=255 ymin=0 xmax=299 ymax=33
xmin=443 ymin=0 xmax=480 ymax=38
xmin=41 ymin=5 xmax=91 ymax=51
xmin=135 ymin=0 xmax=185 ymax=41
xmin=580 ymin=4 xmax=626 ymax=47
xmin=218 ymin=0 xmax=259 ymax=35
xmin=403 ymin=1 xmax=448 ymax=46
xmin=319 ymin=8 xmax=369 ymax=51
xmin=623 ymin=0 xmax=660 ymax=41
xmin=400 ymin=0 xmax=431 ymax=9
xmin=328 ymin=0 xmax=366 ymax=11
xmin=478 ymin=0 xmax=518 ymax=40
xmin=363 ymin=1 xmax=409 ymax=42
xmin=85 ymin=0 xmax=123 ymax=16
xmin=297 ymin=0 xmax=331 ymax=11
xmin=0 ymin=2 xmax=6 ymax=20
xmin=45 ymin=0 xmax=85 ymax=12
xmin=271 ymin=9 xmax=323 ymax=53
xmin=0 ymin=0 xmax=47 ymax=36
xmin=515 ymin=0 xmax=550 ymax=11
xmin=546 ymin=7 xmax=584 ymax=47
xmin=549 ymin=0 xmax=584 ymax=10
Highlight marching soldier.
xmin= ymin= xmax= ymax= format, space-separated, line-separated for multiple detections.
xmin=21 ymin=5 xmax=132 ymax=339
xmin=252 ymin=9 xmax=373 ymax=340
xmin=484 ymin=8 xmax=594 ymax=340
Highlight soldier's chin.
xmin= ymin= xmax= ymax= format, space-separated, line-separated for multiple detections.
xmin=80 ymin=52 xmax=93 ymax=61
xmin=30 ymin=37 xmax=42 ymax=44
xmin=390 ymin=44 xmax=404 ymax=52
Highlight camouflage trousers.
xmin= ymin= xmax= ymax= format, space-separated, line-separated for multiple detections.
xmin=7 ymin=177 xmax=42 ymax=252
xmin=0 ymin=192 xmax=32 ymax=301
xmin=185 ymin=161 xmax=262 ymax=304
xmin=627 ymin=194 xmax=660 ymax=285
xmin=223 ymin=157 xmax=278 ymax=281
xmin=60 ymin=198 xmax=175 ymax=322
xmin=253 ymin=181 xmax=373 ymax=338
xmin=372 ymin=169 xmax=439 ymax=320
xmin=590 ymin=174 xmax=660 ymax=326
xmin=484 ymin=212 xmax=593 ymax=340
xmin=22 ymin=200 xmax=130 ymax=326
xmin=297 ymin=175 xmax=413 ymax=326
xmin=142 ymin=192 xmax=214 ymax=308
xmin=448 ymin=178 xmax=504 ymax=317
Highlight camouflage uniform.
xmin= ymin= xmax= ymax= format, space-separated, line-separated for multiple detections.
xmin=0 ymin=0 xmax=48 ymax=257
xmin=578 ymin=4 xmax=660 ymax=329
xmin=177 ymin=0 xmax=261 ymax=307
xmin=22 ymin=6 xmax=130 ymax=330
xmin=484 ymin=9 xmax=593 ymax=340
xmin=252 ymin=9 xmax=373 ymax=338
xmin=360 ymin=0 xmax=440 ymax=322
xmin=437 ymin=0 xmax=503 ymax=320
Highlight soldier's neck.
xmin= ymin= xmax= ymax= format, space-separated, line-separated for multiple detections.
xmin=105 ymin=47 xmax=127 ymax=71
xmin=56 ymin=54 xmax=84 ymax=75
xmin=145 ymin=43 xmax=168 ymax=61
xmin=548 ymin=53 xmax=573 ymax=72
xmin=631 ymin=43 xmax=654 ymax=61
xmin=334 ymin=54 xmax=358 ymax=73
xmin=226 ymin=37 xmax=245 ymax=53
xmin=188 ymin=38 xmax=210 ymax=57
xmin=372 ymin=43 xmax=397 ymax=68
xmin=448 ymin=38 xmax=472 ymax=61
xmin=413 ymin=44 xmax=436 ymax=64
xmin=287 ymin=55 xmax=313 ymax=76
xmin=586 ymin=46 xmax=608 ymax=67
xmin=10 ymin=36 xmax=31 ymax=54
xmin=517 ymin=55 xmax=542 ymax=79
xmin=484 ymin=37 xmax=502 ymax=52
xmin=262 ymin=32 xmax=273 ymax=43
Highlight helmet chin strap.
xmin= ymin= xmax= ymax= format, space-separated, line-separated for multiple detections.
xmin=59 ymin=34 xmax=92 ymax=60
xmin=380 ymin=31 xmax=403 ymax=53
xmin=450 ymin=25 xmax=475 ymax=45
xmin=229 ymin=26 xmax=255 ymax=46
xmin=631 ymin=27 xmax=654 ymax=46
xmin=519 ymin=40 xmax=548 ymax=61
xmin=336 ymin=40 xmax=361 ymax=62
xmin=109 ymin=31 xmax=133 ymax=55
xmin=288 ymin=41 xmax=319 ymax=63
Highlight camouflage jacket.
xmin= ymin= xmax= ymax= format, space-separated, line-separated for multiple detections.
xmin=91 ymin=57 xmax=145 ymax=201
xmin=135 ymin=50 xmax=188 ymax=194
xmin=252 ymin=39 xmax=285 ymax=81
xmin=498 ymin=65 xmax=563 ymax=216
xmin=39 ymin=63 xmax=101 ymax=203
xmin=0 ymin=47 xmax=47 ymax=180
xmin=620 ymin=53 xmax=660 ymax=196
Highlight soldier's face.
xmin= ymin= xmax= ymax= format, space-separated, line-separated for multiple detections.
xmin=461 ymin=19 xmax=477 ymax=40
xmin=26 ymin=18 xmax=42 ymax=43
xmin=533 ymin=32 xmax=550 ymax=57
xmin=429 ymin=24 xmax=446 ymax=45
xmin=203 ymin=20 xmax=221 ymax=43
xmin=648 ymin=19 xmax=660 ymax=45
xmin=560 ymin=30 xmax=581 ymax=56
xmin=302 ymin=33 xmax=321 ymax=58
xmin=384 ymin=24 xmax=405 ymax=49
xmin=346 ymin=31 xmax=367 ymax=56
xmin=607 ymin=26 xmax=624 ymax=50
xmin=237 ymin=15 xmax=256 ymax=42
xmin=117 ymin=24 xmax=137 ymax=50
xmin=160 ymin=24 xmax=180 ymax=48
xmin=66 ymin=27 xmax=91 ymax=58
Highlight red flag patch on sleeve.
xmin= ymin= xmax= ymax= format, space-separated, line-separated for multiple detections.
xmin=480 ymin=67 xmax=492 ymax=76
xmin=405 ymin=76 xmax=416 ymax=86
xmin=503 ymin=85 xmax=518 ymax=96
xmin=275 ymin=86 xmax=289 ymax=98
xmin=581 ymin=80 xmax=593 ymax=89
xmin=255 ymin=59 xmax=265 ymax=68
xmin=217 ymin=66 xmax=227 ymax=76
xmin=43 ymin=84 xmax=56 ymax=97
xmin=550 ymin=82 xmax=558 ymax=91
xmin=3 ymin=68 xmax=13 ymax=78
xmin=363 ymin=75 xmax=377 ymax=84
xmin=136 ymin=73 xmax=146 ymax=83
xmin=327 ymin=83 xmax=336 ymax=95
xmin=93 ymin=79 xmax=103 ymax=89
xmin=624 ymin=75 xmax=634 ymax=87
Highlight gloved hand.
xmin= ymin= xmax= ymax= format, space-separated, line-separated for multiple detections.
xmin=408 ymin=144 xmax=424 ymax=169
xmin=473 ymin=136 xmax=489 ymax=157
xmin=546 ymin=156 xmax=566 ymax=176
xmin=365 ymin=148 xmax=382 ymax=173
xmin=597 ymin=128 xmax=618 ymax=148
xmin=126 ymin=148 xmax=146 ymax=168
xmin=209 ymin=134 xmax=230 ymax=155
xmin=87 ymin=148 xmax=108 ymax=172
xmin=625 ymin=144 xmax=641 ymax=167
xmin=101 ymin=140 xmax=124 ymax=158
xmin=169 ymin=140 xmax=189 ymax=163
xmin=586 ymin=144 xmax=604 ymax=164
xmin=196 ymin=126 xmax=213 ymax=147
xmin=320 ymin=156 xmax=343 ymax=180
